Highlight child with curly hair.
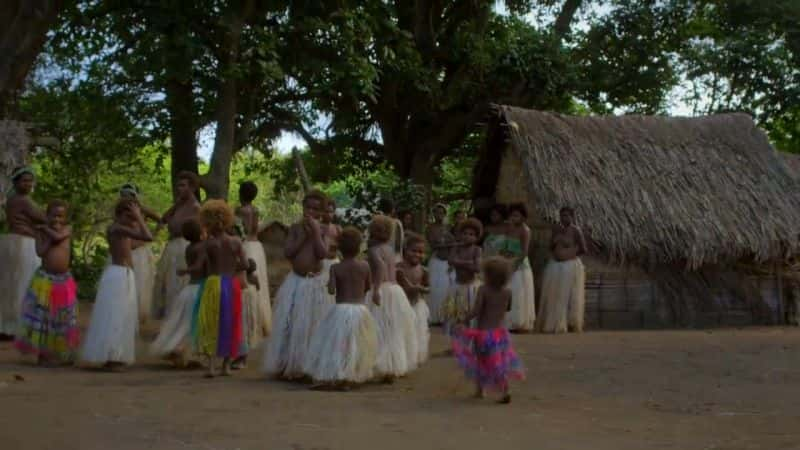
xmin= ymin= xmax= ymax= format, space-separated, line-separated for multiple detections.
xmin=192 ymin=200 xmax=248 ymax=377
xmin=366 ymin=214 xmax=418 ymax=381
xmin=452 ymin=257 xmax=524 ymax=404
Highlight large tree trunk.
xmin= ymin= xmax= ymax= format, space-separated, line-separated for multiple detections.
xmin=0 ymin=0 xmax=65 ymax=118
xmin=202 ymin=2 xmax=252 ymax=200
xmin=165 ymin=78 xmax=198 ymax=199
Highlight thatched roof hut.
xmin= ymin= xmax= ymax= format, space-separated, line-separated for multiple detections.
xmin=474 ymin=106 xmax=800 ymax=328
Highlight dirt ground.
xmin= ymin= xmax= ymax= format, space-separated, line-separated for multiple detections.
xmin=1 ymin=321 xmax=799 ymax=450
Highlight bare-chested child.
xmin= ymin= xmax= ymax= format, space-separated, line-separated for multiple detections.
xmin=81 ymin=199 xmax=153 ymax=370
xmin=236 ymin=181 xmax=271 ymax=342
xmin=321 ymin=198 xmax=342 ymax=261
xmin=443 ymin=218 xmax=483 ymax=336
xmin=452 ymin=257 xmax=524 ymax=404
xmin=119 ymin=183 xmax=161 ymax=323
xmin=365 ymin=215 xmax=419 ymax=381
xmin=15 ymin=200 xmax=80 ymax=365
xmin=151 ymin=217 xmax=206 ymax=368
xmin=0 ymin=167 xmax=46 ymax=340
xmin=537 ymin=206 xmax=588 ymax=333
xmin=192 ymin=200 xmax=248 ymax=378
xmin=397 ymin=233 xmax=431 ymax=365
xmin=425 ymin=203 xmax=455 ymax=325
xmin=263 ymin=190 xmax=333 ymax=380
xmin=153 ymin=171 xmax=200 ymax=318
xmin=304 ymin=227 xmax=378 ymax=389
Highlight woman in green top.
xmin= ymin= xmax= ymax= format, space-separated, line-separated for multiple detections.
xmin=502 ymin=203 xmax=536 ymax=332
xmin=482 ymin=203 xmax=509 ymax=259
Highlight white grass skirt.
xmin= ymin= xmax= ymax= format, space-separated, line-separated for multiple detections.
xmin=412 ymin=299 xmax=430 ymax=365
xmin=442 ymin=280 xmax=481 ymax=333
xmin=150 ymin=283 xmax=199 ymax=356
xmin=536 ymin=258 xmax=586 ymax=333
xmin=131 ymin=245 xmax=156 ymax=322
xmin=243 ymin=241 xmax=271 ymax=338
xmin=366 ymin=282 xmax=418 ymax=377
xmin=81 ymin=265 xmax=138 ymax=364
xmin=263 ymin=271 xmax=334 ymax=379
xmin=0 ymin=234 xmax=39 ymax=335
xmin=304 ymin=303 xmax=378 ymax=383
xmin=153 ymin=238 xmax=189 ymax=318
xmin=426 ymin=256 xmax=452 ymax=325
xmin=242 ymin=285 xmax=268 ymax=350
xmin=507 ymin=259 xmax=536 ymax=331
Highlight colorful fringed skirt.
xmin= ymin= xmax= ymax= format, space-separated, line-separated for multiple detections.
xmin=452 ymin=327 xmax=524 ymax=392
xmin=192 ymin=275 xmax=247 ymax=359
xmin=15 ymin=269 xmax=80 ymax=363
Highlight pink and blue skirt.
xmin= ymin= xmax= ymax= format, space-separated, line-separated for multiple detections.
xmin=191 ymin=275 xmax=247 ymax=358
xmin=15 ymin=269 xmax=80 ymax=363
xmin=452 ymin=327 xmax=524 ymax=391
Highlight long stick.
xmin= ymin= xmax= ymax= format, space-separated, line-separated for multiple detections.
xmin=292 ymin=146 xmax=311 ymax=193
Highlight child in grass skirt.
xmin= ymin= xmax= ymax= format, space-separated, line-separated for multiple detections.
xmin=150 ymin=218 xmax=206 ymax=367
xmin=81 ymin=199 xmax=153 ymax=369
xmin=366 ymin=215 xmax=418 ymax=380
xmin=452 ymin=257 xmax=524 ymax=404
xmin=192 ymin=200 xmax=248 ymax=377
xmin=397 ymin=233 xmax=430 ymax=365
xmin=15 ymin=200 xmax=79 ymax=365
xmin=442 ymin=218 xmax=483 ymax=336
xmin=305 ymin=227 xmax=378 ymax=389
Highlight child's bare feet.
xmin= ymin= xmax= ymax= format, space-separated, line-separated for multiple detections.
xmin=473 ymin=388 xmax=484 ymax=399
xmin=221 ymin=359 xmax=232 ymax=376
xmin=498 ymin=393 xmax=511 ymax=404
xmin=382 ymin=375 xmax=395 ymax=384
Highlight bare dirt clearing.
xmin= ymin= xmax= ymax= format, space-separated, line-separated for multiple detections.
xmin=1 ymin=323 xmax=799 ymax=450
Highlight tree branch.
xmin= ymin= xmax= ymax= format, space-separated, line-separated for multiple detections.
xmin=554 ymin=0 xmax=582 ymax=39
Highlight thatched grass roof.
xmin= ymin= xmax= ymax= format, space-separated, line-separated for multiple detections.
xmin=486 ymin=106 xmax=800 ymax=269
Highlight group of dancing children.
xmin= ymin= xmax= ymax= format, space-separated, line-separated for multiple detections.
xmin=1 ymin=167 xmax=525 ymax=402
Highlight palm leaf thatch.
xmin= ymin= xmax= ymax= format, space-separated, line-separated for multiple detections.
xmin=481 ymin=106 xmax=800 ymax=270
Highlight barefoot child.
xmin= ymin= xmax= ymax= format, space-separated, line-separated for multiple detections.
xmin=443 ymin=218 xmax=483 ymax=336
xmin=397 ymin=233 xmax=430 ymax=365
xmin=452 ymin=257 xmax=524 ymax=404
xmin=15 ymin=200 xmax=80 ymax=365
xmin=263 ymin=190 xmax=332 ymax=380
xmin=81 ymin=199 xmax=153 ymax=369
xmin=192 ymin=200 xmax=248 ymax=377
xmin=153 ymin=171 xmax=200 ymax=318
xmin=366 ymin=215 xmax=418 ymax=380
xmin=150 ymin=218 xmax=206 ymax=367
xmin=119 ymin=183 xmax=160 ymax=323
xmin=0 ymin=167 xmax=45 ymax=339
xmin=425 ymin=203 xmax=454 ymax=325
xmin=236 ymin=181 xmax=271 ymax=341
xmin=304 ymin=227 xmax=378 ymax=389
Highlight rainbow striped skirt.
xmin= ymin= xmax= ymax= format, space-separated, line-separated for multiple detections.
xmin=191 ymin=275 xmax=247 ymax=358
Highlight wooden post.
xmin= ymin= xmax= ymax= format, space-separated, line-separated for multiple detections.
xmin=292 ymin=147 xmax=311 ymax=194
